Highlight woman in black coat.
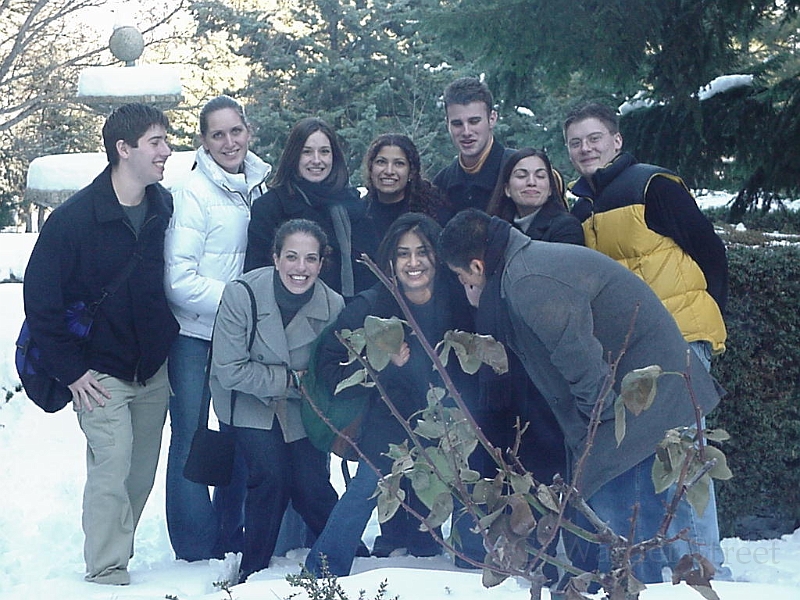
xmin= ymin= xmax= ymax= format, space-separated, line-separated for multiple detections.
xmin=487 ymin=146 xmax=584 ymax=245
xmin=245 ymin=117 xmax=375 ymax=297
xmin=304 ymin=213 xmax=477 ymax=577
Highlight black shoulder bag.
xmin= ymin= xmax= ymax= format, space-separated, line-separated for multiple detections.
xmin=183 ymin=280 xmax=258 ymax=487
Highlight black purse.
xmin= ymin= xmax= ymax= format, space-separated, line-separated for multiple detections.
xmin=183 ymin=280 xmax=257 ymax=487
xmin=15 ymin=251 xmax=143 ymax=413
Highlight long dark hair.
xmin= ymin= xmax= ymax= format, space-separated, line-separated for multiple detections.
xmin=270 ymin=117 xmax=350 ymax=193
xmin=377 ymin=212 xmax=442 ymax=278
xmin=363 ymin=133 xmax=448 ymax=218
xmin=486 ymin=147 xmax=566 ymax=222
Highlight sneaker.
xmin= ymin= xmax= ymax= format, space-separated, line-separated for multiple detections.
xmin=371 ymin=535 xmax=403 ymax=558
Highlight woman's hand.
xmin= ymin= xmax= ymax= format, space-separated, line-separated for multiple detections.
xmin=389 ymin=341 xmax=410 ymax=367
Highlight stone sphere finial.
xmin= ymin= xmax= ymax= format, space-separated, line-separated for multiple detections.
xmin=109 ymin=26 xmax=144 ymax=66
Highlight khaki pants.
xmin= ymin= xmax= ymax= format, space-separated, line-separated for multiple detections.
xmin=77 ymin=363 xmax=168 ymax=584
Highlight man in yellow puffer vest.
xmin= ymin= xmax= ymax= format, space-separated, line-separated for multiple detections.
xmin=565 ymin=102 xmax=727 ymax=365
xmin=564 ymin=102 xmax=731 ymax=581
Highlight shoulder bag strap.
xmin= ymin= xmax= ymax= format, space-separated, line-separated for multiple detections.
xmin=195 ymin=279 xmax=259 ymax=431
xmin=228 ymin=280 xmax=259 ymax=424
xmin=87 ymin=243 xmax=144 ymax=316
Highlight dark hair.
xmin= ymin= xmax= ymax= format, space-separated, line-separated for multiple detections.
xmin=199 ymin=95 xmax=249 ymax=137
xmin=443 ymin=77 xmax=494 ymax=116
xmin=438 ymin=208 xmax=490 ymax=270
xmin=377 ymin=212 xmax=442 ymax=277
xmin=102 ymin=103 xmax=169 ymax=166
xmin=363 ymin=134 xmax=420 ymax=197
xmin=563 ymin=102 xmax=620 ymax=139
xmin=271 ymin=117 xmax=349 ymax=192
xmin=272 ymin=218 xmax=328 ymax=257
xmin=486 ymin=147 xmax=567 ymax=222
xmin=363 ymin=133 xmax=448 ymax=217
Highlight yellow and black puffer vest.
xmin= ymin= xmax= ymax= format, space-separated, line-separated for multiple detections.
xmin=571 ymin=156 xmax=726 ymax=354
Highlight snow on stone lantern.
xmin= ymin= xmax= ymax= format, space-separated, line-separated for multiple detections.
xmin=76 ymin=25 xmax=184 ymax=113
xmin=24 ymin=25 xmax=192 ymax=226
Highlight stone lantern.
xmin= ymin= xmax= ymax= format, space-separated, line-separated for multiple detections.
xmin=24 ymin=24 xmax=190 ymax=224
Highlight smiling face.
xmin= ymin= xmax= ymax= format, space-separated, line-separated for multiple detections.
xmin=370 ymin=145 xmax=411 ymax=204
xmin=121 ymin=124 xmax=172 ymax=186
xmin=273 ymin=232 xmax=323 ymax=294
xmin=446 ymin=101 xmax=497 ymax=168
xmin=394 ymin=230 xmax=436 ymax=304
xmin=505 ymin=155 xmax=552 ymax=217
xmin=566 ymin=117 xmax=623 ymax=178
xmin=297 ymin=130 xmax=333 ymax=183
xmin=201 ymin=107 xmax=251 ymax=174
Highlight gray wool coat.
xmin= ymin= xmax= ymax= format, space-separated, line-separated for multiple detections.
xmin=210 ymin=266 xmax=344 ymax=443
xmin=499 ymin=228 xmax=722 ymax=499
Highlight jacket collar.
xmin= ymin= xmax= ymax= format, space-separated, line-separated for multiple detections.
xmin=195 ymin=148 xmax=271 ymax=199
xmin=452 ymin=138 xmax=507 ymax=187
xmin=523 ymin=198 xmax=566 ymax=237
xmin=252 ymin=267 xmax=336 ymax=354
xmin=571 ymin=152 xmax=637 ymax=199
xmin=91 ymin=164 xmax=173 ymax=225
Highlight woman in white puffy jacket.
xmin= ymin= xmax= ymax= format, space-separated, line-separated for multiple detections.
xmin=163 ymin=95 xmax=271 ymax=562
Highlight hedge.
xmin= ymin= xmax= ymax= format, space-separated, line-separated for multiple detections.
xmin=709 ymin=243 xmax=800 ymax=537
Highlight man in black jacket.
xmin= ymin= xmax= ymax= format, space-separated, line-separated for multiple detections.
xmin=433 ymin=77 xmax=513 ymax=218
xmin=23 ymin=103 xmax=179 ymax=585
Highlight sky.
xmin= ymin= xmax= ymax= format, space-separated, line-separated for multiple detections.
xmin=1 ymin=212 xmax=799 ymax=600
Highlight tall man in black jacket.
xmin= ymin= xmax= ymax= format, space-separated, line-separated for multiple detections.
xmin=23 ymin=103 xmax=179 ymax=585
xmin=433 ymin=77 xmax=513 ymax=219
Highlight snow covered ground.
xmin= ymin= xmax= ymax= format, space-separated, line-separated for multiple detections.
xmin=1 ymin=207 xmax=799 ymax=600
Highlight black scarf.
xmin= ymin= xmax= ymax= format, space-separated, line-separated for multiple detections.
xmin=294 ymin=178 xmax=359 ymax=208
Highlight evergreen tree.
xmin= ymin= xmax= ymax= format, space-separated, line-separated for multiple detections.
xmin=426 ymin=0 xmax=800 ymax=207
xmin=190 ymin=0 xmax=508 ymax=181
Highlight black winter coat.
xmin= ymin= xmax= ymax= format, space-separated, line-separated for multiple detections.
xmin=23 ymin=166 xmax=179 ymax=386
xmin=518 ymin=198 xmax=585 ymax=245
xmin=433 ymin=140 xmax=513 ymax=218
xmin=244 ymin=185 xmax=377 ymax=296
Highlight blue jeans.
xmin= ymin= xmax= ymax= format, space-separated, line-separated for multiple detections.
xmin=685 ymin=340 xmax=731 ymax=580
xmin=166 ymin=335 xmax=310 ymax=562
xmin=570 ymin=453 xmax=728 ymax=584
xmin=166 ymin=335 xmax=220 ymax=561
xmin=306 ymin=460 xmax=378 ymax=577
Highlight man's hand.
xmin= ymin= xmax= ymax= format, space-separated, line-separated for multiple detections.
xmin=69 ymin=371 xmax=112 ymax=412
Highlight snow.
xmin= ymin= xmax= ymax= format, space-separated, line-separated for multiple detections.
xmin=77 ymin=65 xmax=182 ymax=97
xmin=620 ymin=74 xmax=755 ymax=115
xmin=1 ymin=228 xmax=799 ymax=600
xmin=26 ymin=151 xmax=197 ymax=194
xmin=698 ymin=75 xmax=754 ymax=102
